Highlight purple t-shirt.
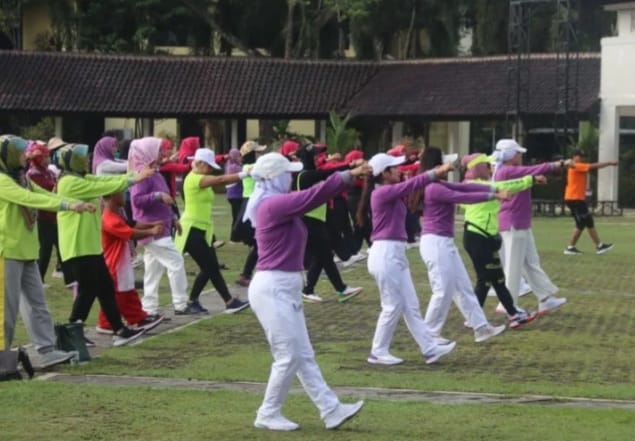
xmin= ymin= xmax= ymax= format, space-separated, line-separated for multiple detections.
xmin=255 ymin=172 xmax=351 ymax=272
xmin=225 ymin=161 xmax=243 ymax=200
xmin=370 ymin=171 xmax=435 ymax=242
xmin=495 ymin=163 xmax=554 ymax=231
xmin=129 ymin=174 xmax=174 ymax=245
xmin=422 ymin=181 xmax=494 ymax=237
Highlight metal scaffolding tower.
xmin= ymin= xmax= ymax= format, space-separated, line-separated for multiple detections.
xmin=507 ymin=0 xmax=579 ymax=154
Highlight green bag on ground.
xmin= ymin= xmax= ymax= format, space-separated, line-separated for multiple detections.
xmin=54 ymin=322 xmax=91 ymax=362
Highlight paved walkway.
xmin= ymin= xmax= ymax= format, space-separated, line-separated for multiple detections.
xmin=39 ymin=372 xmax=635 ymax=411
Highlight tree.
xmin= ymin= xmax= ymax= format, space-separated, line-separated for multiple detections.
xmin=325 ymin=111 xmax=360 ymax=154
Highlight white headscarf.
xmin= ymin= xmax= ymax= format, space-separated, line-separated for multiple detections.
xmin=243 ymin=172 xmax=293 ymax=227
xmin=491 ymin=148 xmax=518 ymax=181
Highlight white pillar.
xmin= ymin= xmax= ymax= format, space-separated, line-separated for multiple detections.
xmin=446 ymin=121 xmax=471 ymax=182
xmin=319 ymin=120 xmax=327 ymax=143
xmin=141 ymin=118 xmax=154 ymax=137
xmin=598 ymin=105 xmax=620 ymax=201
xmin=54 ymin=117 xmax=63 ymax=138
xmin=230 ymin=119 xmax=239 ymax=149
xmin=391 ymin=121 xmax=404 ymax=145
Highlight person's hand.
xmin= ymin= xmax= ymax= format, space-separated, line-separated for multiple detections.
xmin=174 ymin=220 xmax=183 ymax=236
xmin=534 ymin=175 xmax=547 ymax=185
xmin=350 ymin=163 xmax=372 ymax=177
xmin=150 ymin=224 xmax=163 ymax=235
xmin=495 ymin=188 xmax=511 ymax=200
xmin=135 ymin=165 xmax=155 ymax=182
xmin=328 ymin=153 xmax=342 ymax=161
xmin=69 ymin=201 xmax=96 ymax=213
xmin=160 ymin=193 xmax=175 ymax=205
xmin=434 ymin=162 xmax=454 ymax=178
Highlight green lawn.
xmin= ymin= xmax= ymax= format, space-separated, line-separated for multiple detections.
xmin=4 ymin=197 xmax=635 ymax=440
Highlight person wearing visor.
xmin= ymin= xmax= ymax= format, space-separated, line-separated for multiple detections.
xmin=461 ymin=153 xmax=543 ymax=328
xmin=55 ymin=142 xmax=154 ymax=347
xmin=492 ymin=139 xmax=572 ymax=315
xmin=0 ymin=135 xmax=93 ymax=368
xmin=174 ymin=148 xmax=250 ymax=314
xmin=358 ymin=152 xmax=457 ymax=366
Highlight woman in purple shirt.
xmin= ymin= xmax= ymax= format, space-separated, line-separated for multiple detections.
xmin=224 ymin=147 xmax=243 ymax=227
xmin=245 ymin=152 xmax=367 ymax=432
xmin=414 ymin=147 xmax=508 ymax=343
xmin=128 ymin=137 xmax=189 ymax=317
xmin=359 ymin=153 xmax=456 ymax=366
xmin=493 ymin=139 xmax=571 ymax=314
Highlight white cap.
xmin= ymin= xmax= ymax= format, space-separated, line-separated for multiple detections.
xmin=194 ymin=148 xmax=221 ymax=170
xmin=368 ymin=153 xmax=406 ymax=176
xmin=495 ymin=139 xmax=527 ymax=154
xmin=251 ymin=152 xmax=303 ymax=180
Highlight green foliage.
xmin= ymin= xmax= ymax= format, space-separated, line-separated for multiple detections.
xmin=325 ymin=111 xmax=359 ymax=154
xmin=15 ymin=117 xmax=55 ymax=142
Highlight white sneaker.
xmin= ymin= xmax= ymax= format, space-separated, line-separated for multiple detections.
xmin=367 ymin=353 xmax=404 ymax=365
xmin=519 ymin=279 xmax=532 ymax=297
xmin=337 ymin=286 xmax=362 ymax=303
xmin=213 ymin=240 xmax=226 ymax=249
xmin=302 ymin=293 xmax=324 ymax=303
xmin=324 ymin=401 xmax=364 ymax=429
xmin=538 ymin=296 xmax=567 ymax=315
xmin=433 ymin=336 xmax=452 ymax=345
xmin=51 ymin=270 xmax=64 ymax=279
xmin=494 ymin=302 xmax=506 ymax=314
xmin=254 ymin=414 xmax=299 ymax=431
xmin=351 ymin=252 xmax=367 ymax=262
xmin=424 ymin=341 xmax=456 ymax=364
xmin=39 ymin=349 xmax=77 ymax=368
xmin=406 ymin=242 xmax=419 ymax=250
xmin=474 ymin=324 xmax=506 ymax=343
xmin=333 ymin=255 xmax=342 ymax=263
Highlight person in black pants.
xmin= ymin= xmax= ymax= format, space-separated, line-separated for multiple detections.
xmin=295 ymin=144 xmax=362 ymax=304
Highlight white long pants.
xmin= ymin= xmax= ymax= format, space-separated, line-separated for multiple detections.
xmin=419 ymin=234 xmax=488 ymax=336
xmin=142 ymin=237 xmax=188 ymax=314
xmin=248 ymin=270 xmax=340 ymax=420
xmin=367 ymin=240 xmax=436 ymax=356
xmin=500 ymin=228 xmax=558 ymax=303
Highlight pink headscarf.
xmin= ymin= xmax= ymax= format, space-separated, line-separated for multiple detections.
xmin=92 ymin=136 xmax=118 ymax=174
xmin=128 ymin=137 xmax=162 ymax=172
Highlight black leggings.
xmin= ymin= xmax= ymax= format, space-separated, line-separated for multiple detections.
xmin=303 ymin=217 xmax=346 ymax=294
xmin=65 ymin=255 xmax=124 ymax=331
xmin=228 ymin=197 xmax=243 ymax=230
xmin=241 ymin=244 xmax=258 ymax=279
xmin=462 ymin=229 xmax=517 ymax=316
xmin=184 ymin=227 xmax=232 ymax=303
xmin=37 ymin=220 xmax=62 ymax=282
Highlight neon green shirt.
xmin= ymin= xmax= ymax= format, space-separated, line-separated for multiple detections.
xmin=242 ymin=164 xmax=255 ymax=198
xmin=175 ymin=172 xmax=214 ymax=252
xmin=462 ymin=176 xmax=533 ymax=236
xmin=0 ymin=174 xmax=70 ymax=260
xmin=57 ymin=173 xmax=132 ymax=261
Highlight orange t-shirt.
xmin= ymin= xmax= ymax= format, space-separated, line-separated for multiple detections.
xmin=564 ymin=162 xmax=591 ymax=201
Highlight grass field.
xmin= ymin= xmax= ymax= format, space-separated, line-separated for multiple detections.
xmin=3 ymin=197 xmax=635 ymax=440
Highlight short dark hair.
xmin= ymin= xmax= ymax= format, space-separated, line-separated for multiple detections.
xmin=572 ymin=149 xmax=586 ymax=157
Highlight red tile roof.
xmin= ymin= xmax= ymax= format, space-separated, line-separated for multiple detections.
xmin=0 ymin=50 xmax=600 ymax=119
xmin=0 ymin=51 xmax=377 ymax=118
xmin=346 ymin=54 xmax=600 ymax=118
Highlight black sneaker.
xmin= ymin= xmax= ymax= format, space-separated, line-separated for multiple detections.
xmin=135 ymin=314 xmax=164 ymax=332
xmin=564 ymin=246 xmax=582 ymax=255
xmin=189 ymin=300 xmax=209 ymax=314
xmin=112 ymin=326 xmax=145 ymax=347
xmin=84 ymin=336 xmax=97 ymax=348
xmin=225 ymin=298 xmax=250 ymax=314
xmin=596 ymin=243 xmax=614 ymax=255
xmin=174 ymin=304 xmax=201 ymax=315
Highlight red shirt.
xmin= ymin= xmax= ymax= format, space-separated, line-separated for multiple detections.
xmin=102 ymin=209 xmax=135 ymax=290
